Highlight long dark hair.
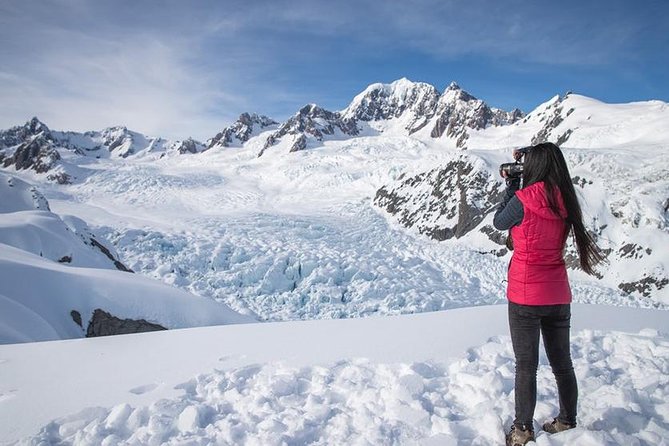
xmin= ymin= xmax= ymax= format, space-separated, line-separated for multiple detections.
xmin=522 ymin=142 xmax=604 ymax=275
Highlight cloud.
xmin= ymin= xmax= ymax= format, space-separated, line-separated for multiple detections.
xmin=0 ymin=0 xmax=666 ymax=139
xmin=0 ymin=2 xmax=252 ymax=140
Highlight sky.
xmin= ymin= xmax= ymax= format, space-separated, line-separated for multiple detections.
xmin=0 ymin=0 xmax=667 ymax=141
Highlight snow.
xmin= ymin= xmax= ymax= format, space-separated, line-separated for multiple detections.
xmin=1 ymin=304 xmax=668 ymax=444
xmin=0 ymin=243 xmax=252 ymax=344
xmin=1 ymin=85 xmax=668 ymax=444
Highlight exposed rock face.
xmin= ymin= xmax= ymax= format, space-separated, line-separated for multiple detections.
xmin=2 ymin=134 xmax=61 ymax=173
xmin=430 ymin=83 xmax=523 ymax=149
xmin=529 ymin=94 xmax=576 ymax=146
xmin=342 ymin=78 xmax=441 ymax=134
xmin=174 ymin=138 xmax=204 ymax=154
xmin=88 ymin=237 xmax=134 ymax=272
xmin=97 ymin=126 xmax=136 ymax=157
xmin=0 ymin=117 xmax=53 ymax=149
xmin=86 ymin=309 xmax=166 ymax=337
xmin=207 ymin=113 xmax=278 ymax=150
xmin=374 ymin=157 xmax=503 ymax=240
xmin=0 ymin=117 xmax=64 ymax=178
xmin=618 ymin=276 xmax=669 ymax=298
xmin=260 ymin=104 xmax=358 ymax=156
xmin=341 ymin=79 xmax=523 ymax=149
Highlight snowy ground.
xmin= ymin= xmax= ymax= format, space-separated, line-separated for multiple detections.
xmin=1 ymin=304 xmax=668 ymax=445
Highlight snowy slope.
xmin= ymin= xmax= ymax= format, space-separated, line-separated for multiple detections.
xmin=466 ymin=93 xmax=669 ymax=150
xmin=0 ymin=243 xmax=252 ymax=344
xmin=0 ymin=172 xmax=252 ymax=344
xmin=0 ymin=304 xmax=668 ymax=444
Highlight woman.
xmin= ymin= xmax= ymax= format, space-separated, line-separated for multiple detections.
xmin=493 ymin=142 xmax=603 ymax=446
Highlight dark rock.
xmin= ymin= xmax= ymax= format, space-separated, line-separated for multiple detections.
xmin=374 ymin=158 xmax=503 ymax=240
xmin=2 ymin=134 xmax=60 ymax=173
xmin=429 ymin=84 xmax=522 ymax=149
xmin=479 ymin=225 xmax=507 ymax=246
xmin=618 ymin=276 xmax=669 ymax=298
xmin=89 ymin=237 xmax=134 ymax=273
xmin=531 ymin=96 xmax=573 ymax=146
xmin=207 ymin=113 xmax=278 ymax=150
xmin=86 ymin=309 xmax=167 ymax=337
xmin=289 ymin=134 xmax=307 ymax=153
xmin=174 ymin=138 xmax=203 ymax=154
xmin=572 ymin=176 xmax=593 ymax=188
xmin=343 ymin=79 xmax=441 ymax=134
xmin=70 ymin=310 xmax=82 ymax=328
xmin=58 ymin=255 xmax=72 ymax=263
xmin=259 ymin=104 xmax=358 ymax=156
xmin=0 ymin=117 xmax=53 ymax=149
xmin=46 ymin=171 xmax=72 ymax=184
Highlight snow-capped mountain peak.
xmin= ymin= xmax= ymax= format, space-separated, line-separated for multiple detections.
xmin=206 ymin=112 xmax=279 ymax=150
xmin=342 ymin=78 xmax=441 ymax=124
xmin=259 ymin=104 xmax=358 ymax=156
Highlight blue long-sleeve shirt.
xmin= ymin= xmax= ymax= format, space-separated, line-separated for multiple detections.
xmin=493 ymin=183 xmax=524 ymax=231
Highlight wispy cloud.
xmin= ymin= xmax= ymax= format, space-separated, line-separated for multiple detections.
xmin=0 ymin=0 xmax=666 ymax=139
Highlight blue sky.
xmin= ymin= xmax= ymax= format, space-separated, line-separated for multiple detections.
xmin=1 ymin=0 xmax=667 ymax=140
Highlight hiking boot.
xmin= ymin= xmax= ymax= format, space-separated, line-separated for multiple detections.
xmin=542 ymin=417 xmax=576 ymax=434
xmin=506 ymin=424 xmax=535 ymax=446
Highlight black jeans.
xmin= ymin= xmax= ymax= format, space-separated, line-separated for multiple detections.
xmin=508 ymin=301 xmax=577 ymax=428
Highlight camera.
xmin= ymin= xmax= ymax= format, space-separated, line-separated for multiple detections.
xmin=499 ymin=162 xmax=523 ymax=178
xmin=499 ymin=146 xmax=531 ymax=178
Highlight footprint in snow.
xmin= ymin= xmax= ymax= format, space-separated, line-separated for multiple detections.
xmin=129 ymin=383 xmax=159 ymax=395
xmin=0 ymin=389 xmax=18 ymax=403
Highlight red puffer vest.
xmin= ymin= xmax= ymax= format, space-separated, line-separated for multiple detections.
xmin=508 ymin=181 xmax=572 ymax=305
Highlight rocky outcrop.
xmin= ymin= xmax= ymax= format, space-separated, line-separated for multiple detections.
xmin=173 ymin=138 xmax=205 ymax=154
xmin=96 ymin=126 xmax=136 ymax=157
xmin=374 ymin=157 xmax=503 ymax=240
xmin=259 ymin=104 xmax=358 ymax=156
xmin=207 ymin=113 xmax=278 ymax=150
xmin=88 ymin=237 xmax=133 ymax=272
xmin=85 ymin=309 xmax=166 ymax=337
xmin=529 ymin=94 xmax=576 ymax=146
xmin=2 ymin=134 xmax=61 ymax=173
xmin=618 ymin=276 xmax=669 ymax=298
xmin=0 ymin=118 xmax=65 ymax=178
xmin=0 ymin=117 xmax=53 ymax=150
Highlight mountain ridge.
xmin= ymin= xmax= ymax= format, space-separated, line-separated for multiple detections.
xmin=1 ymin=79 xmax=666 ymax=177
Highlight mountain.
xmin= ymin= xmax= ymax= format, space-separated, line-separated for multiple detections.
xmin=257 ymin=79 xmax=523 ymax=156
xmin=1 ymin=79 xmax=667 ymax=311
xmin=207 ymin=113 xmax=278 ymax=150
xmin=374 ymin=156 xmax=504 ymax=243
xmin=0 ymin=118 xmax=66 ymax=182
xmin=259 ymin=104 xmax=358 ymax=156
xmin=429 ymin=82 xmax=523 ymax=148
xmin=341 ymin=78 xmax=442 ymax=132
xmin=0 ymin=118 xmax=212 ymax=181
xmin=341 ymin=79 xmax=524 ymax=149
